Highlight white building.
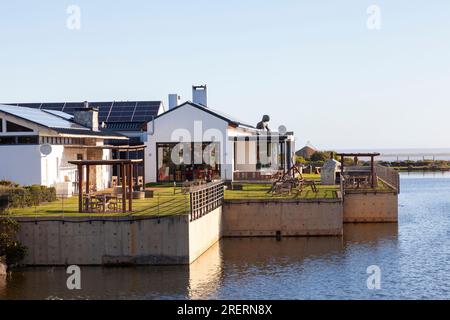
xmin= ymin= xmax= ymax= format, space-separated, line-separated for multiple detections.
xmin=0 ymin=104 xmax=128 ymax=195
xmin=145 ymin=86 xmax=295 ymax=183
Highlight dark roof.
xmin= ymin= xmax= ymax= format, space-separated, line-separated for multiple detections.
xmin=102 ymin=122 xmax=145 ymax=132
xmin=154 ymin=101 xmax=255 ymax=128
xmin=5 ymin=101 xmax=162 ymax=124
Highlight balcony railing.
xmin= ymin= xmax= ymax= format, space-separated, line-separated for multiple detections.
xmin=375 ymin=165 xmax=400 ymax=193
xmin=190 ymin=181 xmax=224 ymax=222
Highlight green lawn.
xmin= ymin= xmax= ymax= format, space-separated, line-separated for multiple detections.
xmin=6 ymin=174 xmax=395 ymax=217
xmin=224 ymin=183 xmax=339 ymax=200
xmin=224 ymin=174 xmax=339 ymax=200
xmin=6 ymin=186 xmax=190 ymax=218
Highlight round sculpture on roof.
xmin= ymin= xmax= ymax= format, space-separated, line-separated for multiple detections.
xmin=256 ymin=115 xmax=271 ymax=132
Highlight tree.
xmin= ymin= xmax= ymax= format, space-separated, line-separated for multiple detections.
xmin=0 ymin=218 xmax=27 ymax=266
xmin=295 ymin=156 xmax=307 ymax=165
xmin=310 ymin=151 xmax=330 ymax=162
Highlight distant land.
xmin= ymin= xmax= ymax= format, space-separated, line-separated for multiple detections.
xmin=333 ymin=148 xmax=450 ymax=161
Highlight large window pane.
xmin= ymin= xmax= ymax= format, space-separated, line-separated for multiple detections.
xmin=6 ymin=121 xmax=33 ymax=132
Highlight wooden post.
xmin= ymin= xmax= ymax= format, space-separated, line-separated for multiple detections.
xmin=78 ymin=164 xmax=83 ymax=213
xmin=142 ymin=156 xmax=146 ymax=191
xmin=128 ymin=163 xmax=133 ymax=212
xmin=340 ymin=155 xmax=344 ymax=176
xmin=85 ymin=164 xmax=90 ymax=212
xmin=121 ymin=162 xmax=126 ymax=213
xmin=371 ymin=156 xmax=375 ymax=188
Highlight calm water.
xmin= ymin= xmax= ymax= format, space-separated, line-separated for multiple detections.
xmin=1 ymin=172 xmax=450 ymax=300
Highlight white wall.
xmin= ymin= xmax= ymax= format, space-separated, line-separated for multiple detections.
xmin=0 ymin=145 xmax=42 ymax=185
xmin=146 ymin=104 xmax=230 ymax=182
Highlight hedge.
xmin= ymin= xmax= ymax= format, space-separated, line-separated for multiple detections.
xmin=0 ymin=184 xmax=56 ymax=210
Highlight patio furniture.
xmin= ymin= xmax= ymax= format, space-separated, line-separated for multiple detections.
xmin=269 ymin=165 xmax=318 ymax=196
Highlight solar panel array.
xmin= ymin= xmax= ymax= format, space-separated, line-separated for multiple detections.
xmin=0 ymin=104 xmax=86 ymax=129
xmin=7 ymin=101 xmax=161 ymax=124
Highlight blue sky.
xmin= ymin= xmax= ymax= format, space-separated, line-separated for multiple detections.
xmin=1 ymin=1 xmax=450 ymax=149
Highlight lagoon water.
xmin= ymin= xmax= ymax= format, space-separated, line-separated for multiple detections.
xmin=1 ymin=172 xmax=450 ymax=300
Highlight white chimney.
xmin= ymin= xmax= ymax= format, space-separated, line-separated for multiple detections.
xmin=192 ymin=85 xmax=207 ymax=107
xmin=168 ymin=94 xmax=180 ymax=110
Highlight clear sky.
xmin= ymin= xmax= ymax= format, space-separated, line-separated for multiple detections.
xmin=1 ymin=1 xmax=449 ymax=150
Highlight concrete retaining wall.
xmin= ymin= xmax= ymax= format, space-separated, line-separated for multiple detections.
xmin=343 ymin=191 xmax=398 ymax=223
xmin=14 ymin=209 xmax=222 ymax=266
xmin=188 ymin=207 xmax=223 ymax=263
xmin=222 ymin=200 xmax=343 ymax=237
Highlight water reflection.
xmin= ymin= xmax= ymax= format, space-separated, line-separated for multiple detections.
xmin=188 ymin=242 xmax=222 ymax=300
xmin=344 ymin=223 xmax=398 ymax=244
xmin=0 ymin=225 xmax=400 ymax=300
xmin=0 ymin=274 xmax=6 ymax=296
xmin=1 ymin=173 xmax=449 ymax=299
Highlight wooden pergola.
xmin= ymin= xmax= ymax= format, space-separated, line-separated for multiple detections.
xmin=68 ymin=159 xmax=143 ymax=213
xmin=66 ymin=144 xmax=147 ymax=187
xmin=336 ymin=153 xmax=381 ymax=188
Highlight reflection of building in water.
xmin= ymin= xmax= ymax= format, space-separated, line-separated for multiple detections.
xmin=0 ymin=275 xmax=6 ymax=296
xmin=188 ymin=242 xmax=223 ymax=300
xmin=343 ymin=223 xmax=398 ymax=244
xmin=220 ymin=237 xmax=344 ymax=265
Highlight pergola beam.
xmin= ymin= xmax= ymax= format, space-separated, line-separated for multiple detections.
xmin=69 ymin=159 xmax=143 ymax=214
xmin=336 ymin=153 xmax=381 ymax=189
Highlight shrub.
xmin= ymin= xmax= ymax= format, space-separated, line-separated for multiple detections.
xmin=1 ymin=185 xmax=57 ymax=209
xmin=0 ymin=180 xmax=19 ymax=188
xmin=295 ymin=156 xmax=307 ymax=164
xmin=0 ymin=218 xmax=27 ymax=266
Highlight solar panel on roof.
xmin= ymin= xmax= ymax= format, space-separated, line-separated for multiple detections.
xmin=40 ymin=103 xmax=65 ymax=111
xmin=0 ymin=105 xmax=87 ymax=130
xmin=42 ymin=109 xmax=74 ymax=120
xmin=8 ymin=101 xmax=161 ymax=126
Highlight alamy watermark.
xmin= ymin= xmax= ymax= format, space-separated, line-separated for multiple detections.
xmin=366 ymin=265 xmax=381 ymax=290
xmin=66 ymin=265 xmax=81 ymax=290
xmin=367 ymin=5 xmax=381 ymax=30
xmin=66 ymin=5 xmax=81 ymax=30
xmin=163 ymin=121 xmax=290 ymax=169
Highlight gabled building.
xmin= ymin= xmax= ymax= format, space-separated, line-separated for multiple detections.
xmin=0 ymin=104 xmax=128 ymax=194
xmin=6 ymin=101 xmax=166 ymax=182
xmin=145 ymin=86 xmax=295 ymax=183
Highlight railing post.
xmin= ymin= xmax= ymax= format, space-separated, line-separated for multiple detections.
xmin=157 ymin=194 xmax=160 ymax=216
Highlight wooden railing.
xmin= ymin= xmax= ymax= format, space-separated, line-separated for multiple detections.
xmin=233 ymin=171 xmax=282 ymax=182
xmin=190 ymin=181 xmax=224 ymax=222
xmin=375 ymin=165 xmax=400 ymax=193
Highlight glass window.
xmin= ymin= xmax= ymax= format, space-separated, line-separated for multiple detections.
xmin=6 ymin=121 xmax=33 ymax=132
xmin=0 ymin=136 xmax=16 ymax=145
xmin=17 ymin=136 xmax=39 ymax=144
xmin=157 ymin=142 xmax=221 ymax=182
